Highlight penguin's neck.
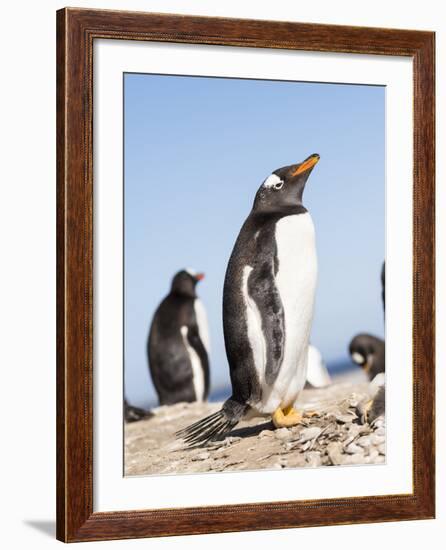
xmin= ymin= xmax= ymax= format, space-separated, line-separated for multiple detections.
xmin=250 ymin=204 xmax=308 ymax=224
xmin=170 ymin=289 xmax=196 ymax=300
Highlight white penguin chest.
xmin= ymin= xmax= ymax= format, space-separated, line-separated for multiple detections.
xmin=273 ymin=213 xmax=317 ymax=390
xmin=180 ymin=325 xmax=205 ymax=402
xmin=275 ymin=212 xmax=317 ymax=308
xmin=245 ymin=213 xmax=317 ymax=414
xmin=241 ymin=212 xmax=318 ymax=414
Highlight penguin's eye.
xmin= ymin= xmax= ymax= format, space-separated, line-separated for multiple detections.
xmin=273 ymin=181 xmax=284 ymax=190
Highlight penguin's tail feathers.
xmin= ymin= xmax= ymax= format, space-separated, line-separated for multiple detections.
xmin=176 ymin=398 xmax=247 ymax=448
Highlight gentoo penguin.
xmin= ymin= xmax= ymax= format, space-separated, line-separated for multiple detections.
xmin=349 ymin=333 xmax=385 ymax=380
xmin=148 ymin=269 xmax=210 ymax=406
xmin=349 ymin=263 xmax=386 ymax=423
xmin=124 ymin=398 xmax=153 ymax=423
xmin=306 ymin=344 xmax=331 ymax=388
xmin=178 ymin=154 xmax=320 ymax=446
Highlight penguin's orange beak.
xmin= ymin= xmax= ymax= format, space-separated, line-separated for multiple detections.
xmin=195 ymin=273 xmax=205 ymax=281
xmin=292 ymin=154 xmax=320 ymax=176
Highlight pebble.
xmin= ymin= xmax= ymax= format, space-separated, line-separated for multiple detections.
xmin=345 ymin=454 xmax=366 ymax=465
xmin=357 ymin=435 xmax=372 ymax=448
xmin=192 ymin=452 xmax=210 ymax=461
xmin=345 ymin=443 xmax=364 ymax=455
xmin=321 ymin=423 xmax=337 ymax=437
xmin=127 ymin=385 xmax=388 ymax=475
xmin=259 ymin=430 xmax=274 ymax=438
xmin=213 ymin=448 xmax=229 ymax=459
xmin=343 ymin=425 xmax=362 ymax=446
xmin=306 ymin=451 xmax=322 ymax=467
xmin=327 ymin=442 xmax=344 ymax=465
xmin=347 ymin=395 xmax=360 ymax=408
xmin=274 ymin=428 xmax=292 ymax=440
xmin=299 ymin=427 xmax=322 ymax=443
xmin=335 ymin=413 xmax=357 ymax=424
xmin=367 ymin=448 xmax=379 ymax=462
xmin=347 ymin=423 xmax=362 ymax=436
xmin=371 ymin=434 xmax=385 ymax=445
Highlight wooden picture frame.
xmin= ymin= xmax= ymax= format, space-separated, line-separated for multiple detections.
xmin=56 ymin=7 xmax=435 ymax=542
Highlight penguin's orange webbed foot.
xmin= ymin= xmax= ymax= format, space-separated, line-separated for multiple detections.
xmin=272 ymin=407 xmax=303 ymax=428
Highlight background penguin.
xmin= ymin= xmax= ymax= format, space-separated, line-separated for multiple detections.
xmin=349 ymin=333 xmax=385 ymax=380
xmin=349 ymin=262 xmax=386 ymax=422
xmin=148 ymin=269 xmax=210 ymax=405
xmin=124 ymin=398 xmax=153 ymax=423
xmin=178 ymin=154 xmax=320 ymax=446
xmin=356 ymin=373 xmax=385 ymax=424
xmin=305 ymin=344 xmax=332 ymax=388
xmin=349 ymin=261 xmax=386 ymax=381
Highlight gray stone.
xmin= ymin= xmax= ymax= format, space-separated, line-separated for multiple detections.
xmin=192 ymin=452 xmax=210 ymax=461
xmin=357 ymin=435 xmax=372 ymax=448
xmin=345 ymin=443 xmax=364 ymax=455
xmin=345 ymin=454 xmax=366 ymax=465
xmin=367 ymin=448 xmax=379 ymax=462
xmin=327 ymin=442 xmax=344 ymax=465
xmin=335 ymin=413 xmax=357 ymax=423
xmin=371 ymin=434 xmax=385 ymax=446
xmin=125 ymin=382 xmax=383 ymax=476
xmin=259 ymin=429 xmax=274 ymax=438
xmin=299 ymin=427 xmax=322 ymax=443
xmin=306 ymin=451 xmax=322 ymax=467
xmin=274 ymin=428 xmax=292 ymax=440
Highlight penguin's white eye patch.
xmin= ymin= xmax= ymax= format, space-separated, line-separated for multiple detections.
xmin=263 ymin=174 xmax=283 ymax=189
xmin=352 ymin=352 xmax=365 ymax=365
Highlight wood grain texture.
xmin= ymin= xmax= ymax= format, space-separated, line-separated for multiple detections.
xmin=56 ymin=7 xmax=435 ymax=542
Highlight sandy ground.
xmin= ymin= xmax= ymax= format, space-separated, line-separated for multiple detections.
xmin=125 ymin=381 xmax=385 ymax=476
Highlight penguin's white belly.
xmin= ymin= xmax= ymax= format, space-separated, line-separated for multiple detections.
xmin=194 ymin=299 xmax=210 ymax=353
xmin=180 ymin=326 xmax=205 ymax=401
xmin=256 ymin=213 xmax=317 ymax=413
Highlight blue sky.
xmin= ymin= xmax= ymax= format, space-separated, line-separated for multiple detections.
xmin=124 ymin=73 xmax=385 ymax=407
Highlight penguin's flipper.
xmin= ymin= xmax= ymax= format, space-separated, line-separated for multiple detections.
xmin=247 ymin=264 xmax=285 ymax=385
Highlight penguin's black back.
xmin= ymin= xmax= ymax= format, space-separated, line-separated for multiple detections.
xmin=148 ymin=293 xmax=209 ymax=405
xmin=223 ymin=213 xmax=284 ymax=405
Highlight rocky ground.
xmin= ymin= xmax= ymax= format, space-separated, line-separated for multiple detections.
xmin=125 ymin=381 xmax=385 ymax=476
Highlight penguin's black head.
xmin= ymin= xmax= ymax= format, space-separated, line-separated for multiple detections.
xmin=349 ymin=333 xmax=385 ymax=379
xmin=170 ymin=269 xmax=204 ymax=298
xmin=252 ymin=153 xmax=320 ymax=215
